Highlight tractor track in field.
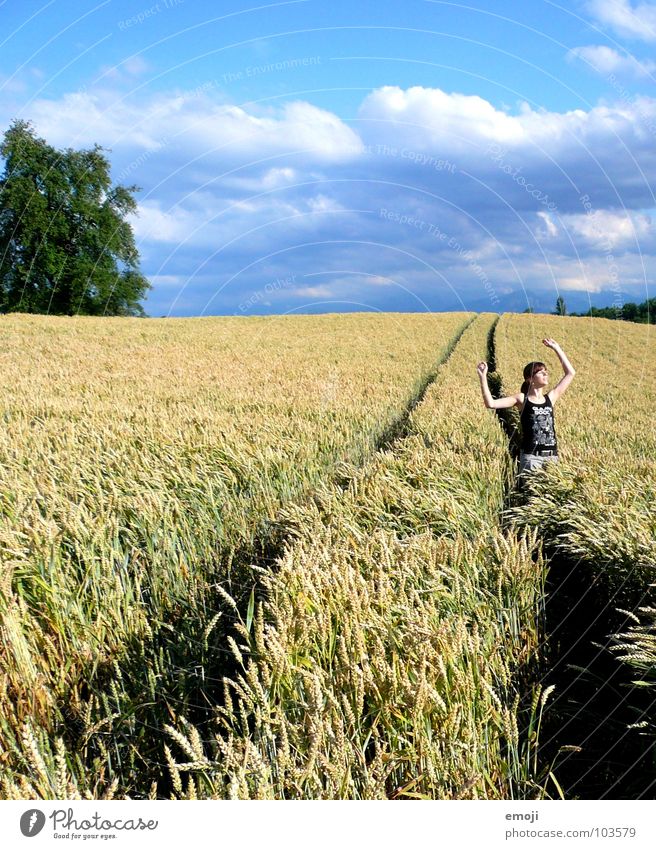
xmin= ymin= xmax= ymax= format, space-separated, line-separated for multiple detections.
xmin=536 ymin=546 xmax=656 ymax=799
xmin=79 ymin=313 xmax=478 ymax=798
xmin=487 ymin=317 xmax=655 ymax=800
xmin=172 ymin=312 xmax=480 ymax=788
xmin=236 ymin=312 xmax=478 ymax=559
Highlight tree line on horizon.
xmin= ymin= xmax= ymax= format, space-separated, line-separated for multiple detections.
xmin=569 ymin=298 xmax=656 ymax=323
xmin=524 ymin=296 xmax=654 ymax=324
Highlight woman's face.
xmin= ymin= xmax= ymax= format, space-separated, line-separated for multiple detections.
xmin=531 ymin=366 xmax=549 ymax=387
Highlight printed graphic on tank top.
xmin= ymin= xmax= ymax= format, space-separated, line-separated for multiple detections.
xmin=520 ymin=395 xmax=557 ymax=452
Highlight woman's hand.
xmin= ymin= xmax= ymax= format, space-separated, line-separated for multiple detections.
xmin=477 ymin=361 xmax=488 ymax=377
xmin=542 ymin=337 xmax=561 ymax=351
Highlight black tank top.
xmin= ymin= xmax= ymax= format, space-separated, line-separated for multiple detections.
xmin=520 ymin=394 xmax=558 ymax=452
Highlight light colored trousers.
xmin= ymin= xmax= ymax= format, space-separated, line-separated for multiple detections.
xmin=518 ymin=452 xmax=559 ymax=474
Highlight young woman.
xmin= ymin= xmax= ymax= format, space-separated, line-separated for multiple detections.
xmin=476 ymin=338 xmax=575 ymax=477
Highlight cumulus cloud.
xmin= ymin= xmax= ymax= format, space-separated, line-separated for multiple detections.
xmin=567 ymin=44 xmax=656 ymax=76
xmin=129 ymin=201 xmax=207 ymax=245
xmin=586 ymin=0 xmax=656 ymax=41
xmin=222 ymin=167 xmax=298 ymax=192
xmin=358 ymin=85 xmax=526 ymax=151
xmin=562 ymin=209 xmax=653 ymax=249
xmin=535 ymin=209 xmax=653 ymax=250
xmin=558 ymin=275 xmax=604 ymax=292
xmin=15 ymin=87 xmax=363 ymax=164
xmin=293 ymin=284 xmax=336 ymax=298
xmin=357 ymin=83 xmax=656 ymax=172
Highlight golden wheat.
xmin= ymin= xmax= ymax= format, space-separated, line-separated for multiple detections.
xmin=163 ymin=315 xmax=549 ymax=799
xmin=0 ymin=311 xmax=469 ymax=798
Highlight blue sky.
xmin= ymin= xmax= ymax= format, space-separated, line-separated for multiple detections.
xmin=2 ymin=0 xmax=656 ymax=315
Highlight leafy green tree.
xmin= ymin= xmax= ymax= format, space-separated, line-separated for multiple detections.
xmin=621 ymin=302 xmax=638 ymax=321
xmin=553 ymin=296 xmax=566 ymax=316
xmin=640 ymin=297 xmax=656 ymax=322
xmin=0 ymin=120 xmax=150 ymax=315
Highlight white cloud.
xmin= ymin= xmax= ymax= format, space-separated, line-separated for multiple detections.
xmin=0 ymin=73 xmax=28 ymax=94
xmin=561 ymin=209 xmax=652 ymax=248
xmin=366 ymin=275 xmax=396 ymax=286
xmin=586 ymin=0 xmax=656 ymax=41
xmin=21 ymin=90 xmax=159 ymax=149
xmin=0 ymin=66 xmax=45 ymax=95
xmin=558 ymin=275 xmax=603 ymax=292
xmin=261 ymin=167 xmax=296 ymax=187
xmin=474 ymin=238 xmax=504 ymax=259
xmin=220 ymin=168 xmax=297 ymax=191
xmin=567 ymin=44 xmax=656 ymax=76
xmin=148 ymin=275 xmax=185 ymax=287
xmin=306 ymin=194 xmax=343 ymax=213
xmin=19 ymin=88 xmax=363 ymax=164
xmin=130 ymin=201 xmax=207 ymax=244
xmin=280 ymin=101 xmax=363 ymax=160
xmin=534 ymin=208 xmax=653 ymax=247
xmin=356 ymin=83 xmax=656 ymax=163
xmin=305 ymin=273 xmax=397 ymax=290
xmin=123 ymin=56 xmax=150 ymax=77
xmin=537 ymin=211 xmax=559 ymax=238
xmin=358 ymin=85 xmax=526 ymax=149
xmin=15 ymin=82 xmax=656 ymax=189
xmin=294 ymin=285 xmax=336 ymax=297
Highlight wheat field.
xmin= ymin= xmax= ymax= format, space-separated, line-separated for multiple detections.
xmin=0 ymin=311 xmax=653 ymax=799
xmin=0 ymin=311 xmax=468 ymax=797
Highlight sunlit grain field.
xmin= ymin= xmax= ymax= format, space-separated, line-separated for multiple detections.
xmin=167 ymin=314 xmax=548 ymax=799
xmin=2 ymin=310 xmax=654 ymax=800
xmin=0 ymin=311 xmax=469 ymax=798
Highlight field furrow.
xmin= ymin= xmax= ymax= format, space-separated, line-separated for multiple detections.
xmin=164 ymin=314 xmax=548 ymax=800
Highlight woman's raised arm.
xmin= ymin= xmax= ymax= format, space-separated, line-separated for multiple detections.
xmin=477 ymin=362 xmax=521 ymax=409
xmin=543 ymin=338 xmax=575 ymax=403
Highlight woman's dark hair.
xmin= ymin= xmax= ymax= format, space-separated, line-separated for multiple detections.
xmin=520 ymin=361 xmax=546 ymax=395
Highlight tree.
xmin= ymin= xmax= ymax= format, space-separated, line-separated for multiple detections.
xmin=553 ymin=296 xmax=566 ymax=316
xmin=621 ymin=302 xmax=638 ymax=322
xmin=0 ymin=120 xmax=150 ymax=316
